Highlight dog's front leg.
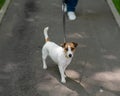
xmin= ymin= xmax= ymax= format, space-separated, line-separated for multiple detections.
xmin=58 ymin=65 xmax=66 ymax=83
xmin=63 ymin=64 xmax=68 ymax=78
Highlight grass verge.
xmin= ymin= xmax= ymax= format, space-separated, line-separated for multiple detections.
xmin=0 ymin=0 xmax=5 ymax=9
xmin=112 ymin=0 xmax=120 ymax=14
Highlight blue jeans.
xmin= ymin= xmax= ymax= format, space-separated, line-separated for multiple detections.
xmin=64 ymin=0 xmax=78 ymax=12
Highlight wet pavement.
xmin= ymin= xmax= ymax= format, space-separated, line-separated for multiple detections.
xmin=0 ymin=0 xmax=120 ymax=96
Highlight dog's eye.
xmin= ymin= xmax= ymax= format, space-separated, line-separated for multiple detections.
xmin=71 ymin=48 xmax=74 ymax=51
xmin=65 ymin=48 xmax=68 ymax=51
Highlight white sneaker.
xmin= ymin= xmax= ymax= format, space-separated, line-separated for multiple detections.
xmin=67 ymin=11 xmax=76 ymax=20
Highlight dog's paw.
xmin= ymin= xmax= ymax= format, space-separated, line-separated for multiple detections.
xmin=43 ymin=65 xmax=47 ymax=69
xmin=61 ymin=79 xmax=66 ymax=83
xmin=43 ymin=67 xmax=47 ymax=70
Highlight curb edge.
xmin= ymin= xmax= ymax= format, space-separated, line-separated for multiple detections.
xmin=0 ymin=0 xmax=11 ymax=24
xmin=106 ymin=0 xmax=120 ymax=28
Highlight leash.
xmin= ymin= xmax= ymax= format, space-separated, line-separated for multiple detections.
xmin=62 ymin=1 xmax=86 ymax=83
xmin=62 ymin=0 xmax=67 ymax=42
xmin=62 ymin=0 xmax=87 ymax=83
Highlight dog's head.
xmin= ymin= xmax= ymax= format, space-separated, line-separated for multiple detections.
xmin=61 ymin=42 xmax=78 ymax=58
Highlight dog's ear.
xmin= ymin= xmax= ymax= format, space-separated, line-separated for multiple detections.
xmin=72 ymin=42 xmax=78 ymax=48
xmin=61 ymin=43 xmax=66 ymax=48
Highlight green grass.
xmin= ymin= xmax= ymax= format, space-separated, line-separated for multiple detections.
xmin=0 ymin=0 xmax=5 ymax=9
xmin=112 ymin=0 xmax=120 ymax=14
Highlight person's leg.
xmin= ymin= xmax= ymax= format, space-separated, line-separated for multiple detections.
xmin=64 ymin=0 xmax=78 ymax=20
xmin=65 ymin=0 xmax=78 ymax=12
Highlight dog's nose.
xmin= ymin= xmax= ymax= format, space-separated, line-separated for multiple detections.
xmin=69 ymin=54 xmax=72 ymax=58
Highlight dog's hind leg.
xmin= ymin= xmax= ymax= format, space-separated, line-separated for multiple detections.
xmin=42 ymin=47 xmax=48 ymax=69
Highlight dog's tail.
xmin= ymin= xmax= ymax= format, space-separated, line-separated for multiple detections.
xmin=44 ymin=27 xmax=49 ymax=42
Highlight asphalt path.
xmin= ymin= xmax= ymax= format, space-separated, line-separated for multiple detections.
xmin=0 ymin=0 xmax=120 ymax=96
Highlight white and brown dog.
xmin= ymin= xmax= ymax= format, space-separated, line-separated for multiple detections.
xmin=42 ymin=27 xmax=78 ymax=83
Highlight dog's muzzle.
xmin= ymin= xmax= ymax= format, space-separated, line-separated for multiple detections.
xmin=68 ymin=54 xmax=72 ymax=58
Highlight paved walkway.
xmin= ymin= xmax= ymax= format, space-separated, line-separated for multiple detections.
xmin=0 ymin=0 xmax=120 ymax=96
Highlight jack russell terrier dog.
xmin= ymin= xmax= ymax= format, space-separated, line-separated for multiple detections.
xmin=42 ymin=27 xmax=78 ymax=83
